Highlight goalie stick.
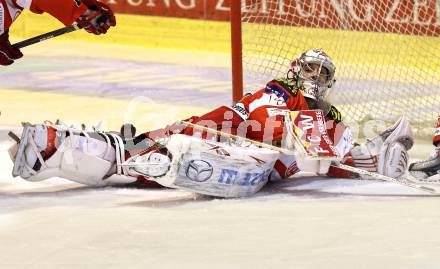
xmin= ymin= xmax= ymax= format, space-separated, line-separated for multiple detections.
xmin=179 ymin=113 xmax=437 ymax=194
xmin=178 ymin=120 xmax=294 ymax=154
xmin=12 ymin=25 xmax=82 ymax=50
xmin=336 ymin=163 xmax=436 ymax=194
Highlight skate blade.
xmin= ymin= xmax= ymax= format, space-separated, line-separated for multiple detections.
xmin=11 ymin=124 xmax=33 ymax=177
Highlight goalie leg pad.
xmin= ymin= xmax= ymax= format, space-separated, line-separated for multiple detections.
xmin=10 ymin=123 xmax=138 ymax=186
xmin=142 ymin=134 xmax=280 ymax=198
xmin=17 ymin=134 xmax=117 ymax=185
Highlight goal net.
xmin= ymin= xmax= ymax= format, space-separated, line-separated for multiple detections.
xmin=233 ymin=0 xmax=440 ymax=138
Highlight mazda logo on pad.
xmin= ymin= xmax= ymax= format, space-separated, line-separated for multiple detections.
xmin=186 ymin=160 xmax=213 ymax=182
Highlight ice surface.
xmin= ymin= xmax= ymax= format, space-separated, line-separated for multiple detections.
xmin=2 ymin=138 xmax=440 ymax=269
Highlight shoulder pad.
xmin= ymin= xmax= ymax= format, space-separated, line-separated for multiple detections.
xmin=266 ymin=78 xmax=299 ymax=98
xmin=327 ymin=105 xmax=343 ymax=123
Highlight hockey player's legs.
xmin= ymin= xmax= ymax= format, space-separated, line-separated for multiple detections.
xmin=8 ymin=122 xmax=169 ymax=186
xmin=7 ymin=105 xmax=246 ymax=191
xmin=8 ymin=121 xmax=282 ymax=198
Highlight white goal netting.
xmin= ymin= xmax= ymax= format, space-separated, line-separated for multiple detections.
xmin=240 ymin=0 xmax=440 ymax=138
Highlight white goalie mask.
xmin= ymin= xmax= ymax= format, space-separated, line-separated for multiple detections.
xmin=287 ymin=49 xmax=336 ymax=101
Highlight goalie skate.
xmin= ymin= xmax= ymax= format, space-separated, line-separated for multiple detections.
xmin=408 ymin=148 xmax=440 ymax=184
xmin=122 ymin=147 xmax=172 ymax=178
xmin=10 ymin=123 xmax=55 ymax=178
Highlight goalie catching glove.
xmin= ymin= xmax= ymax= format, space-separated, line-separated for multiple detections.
xmin=328 ymin=116 xmax=414 ymax=179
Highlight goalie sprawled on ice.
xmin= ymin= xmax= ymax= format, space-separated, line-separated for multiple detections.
xmin=7 ymin=49 xmax=415 ymax=197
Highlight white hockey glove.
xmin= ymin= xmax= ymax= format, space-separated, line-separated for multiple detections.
xmin=349 ymin=116 xmax=414 ymax=179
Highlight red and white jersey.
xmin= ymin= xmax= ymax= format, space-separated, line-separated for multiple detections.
xmin=0 ymin=0 xmax=24 ymax=34
xmin=148 ymin=78 xmax=347 ymax=144
xmin=145 ymin=78 xmax=309 ymax=143
xmin=1 ymin=0 xmax=86 ymax=34
xmin=230 ymin=78 xmax=309 ymax=142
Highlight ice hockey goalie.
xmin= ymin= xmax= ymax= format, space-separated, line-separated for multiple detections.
xmin=7 ymin=49 xmax=415 ymax=198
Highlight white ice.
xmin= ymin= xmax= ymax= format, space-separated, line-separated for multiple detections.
xmin=1 ymin=138 xmax=440 ymax=269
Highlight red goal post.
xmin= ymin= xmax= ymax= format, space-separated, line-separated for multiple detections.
xmin=231 ymin=0 xmax=244 ymax=103
xmin=230 ymin=0 xmax=440 ymax=138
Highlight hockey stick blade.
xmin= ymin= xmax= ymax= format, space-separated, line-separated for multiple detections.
xmin=336 ymin=163 xmax=437 ymax=194
xmin=12 ymin=25 xmax=82 ymax=50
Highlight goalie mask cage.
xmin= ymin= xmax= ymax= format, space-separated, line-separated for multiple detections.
xmin=230 ymin=0 xmax=440 ymax=138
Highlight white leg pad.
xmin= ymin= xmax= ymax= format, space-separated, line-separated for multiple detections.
xmin=24 ymin=135 xmax=136 ymax=186
xmin=134 ymin=134 xmax=280 ymax=198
